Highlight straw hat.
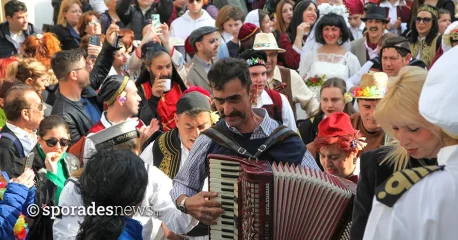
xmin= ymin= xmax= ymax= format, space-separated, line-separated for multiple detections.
xmin=352 ymin=72 xmax=388 ymax=99
xmin=252 ymin=33 xmax=286 ymax=53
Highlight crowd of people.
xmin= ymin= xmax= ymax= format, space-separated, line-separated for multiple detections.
xmin=0 ymin=0 xmax=457 ymax=239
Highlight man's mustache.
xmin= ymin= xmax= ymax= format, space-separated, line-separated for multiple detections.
xmin=369 ymin=27 xmax=379 ymax=31
xmin=220 ymin=109 xmax=245 ymax=119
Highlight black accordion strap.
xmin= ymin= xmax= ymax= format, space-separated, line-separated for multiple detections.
xmin=253 ymin=125 xmax=297 ymax=158
xmin=202 ymin=126 xmax=254 ymax=158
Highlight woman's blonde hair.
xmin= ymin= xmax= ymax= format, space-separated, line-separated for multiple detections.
xmin=9 ymin=58 xmax=48 ymax=84
xmin=57 ymin=0 xmax=82 ymax=27
xmin=374 ymin=66 xmax=443 ymax=171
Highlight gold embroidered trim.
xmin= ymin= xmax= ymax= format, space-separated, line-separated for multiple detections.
xmin=410 ymin=35 xmax=439 ymax=67
xmin=417 ymin=5 xmax=438 ymax=18
xmin=105 ymin=76 xmax=129 ymax=105
xmin=158 ymin=129 xmax=181 ymax=179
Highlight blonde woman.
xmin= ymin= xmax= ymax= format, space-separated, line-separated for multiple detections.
xmin=51 ymin=0 xmax=83 ymax=50
xmin=350 ymin=66 xmax=442 ymax=240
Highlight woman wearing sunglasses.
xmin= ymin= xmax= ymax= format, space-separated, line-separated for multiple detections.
xmin=409 ymin=4 xmax=441 ymax=68
xmin=27 ymin=115 xmax=80 ymax=239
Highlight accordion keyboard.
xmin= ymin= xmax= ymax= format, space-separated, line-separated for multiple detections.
xmin=209 ymin=158 xmax=241 ymax=240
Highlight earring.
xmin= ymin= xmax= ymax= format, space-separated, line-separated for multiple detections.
xmin=338 ymin=37 xmax=343 ymax=45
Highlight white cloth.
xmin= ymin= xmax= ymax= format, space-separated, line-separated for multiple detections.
xmin=379 ymin=1 xmax=407 ymax=35
xmin=53 ymin=167 xmax=198 ymax=240
xmin=244 ymin=10 xmax=260 ymax=28
xmin=9 ymin=30 xmax=25 ymax=53
xmin=349 ymin=21 xmax=365 ymax=40
xmin=5 ymin=122 xmax=37 ymax=156
xmin=89 ymin=0 xmax=108 ymax=14
xmin=419 ymin=46 xmax=458 ymax=136
xmin=299 ymin=50 xmax=361 ymax=82
xmin=170 ymin=10 xmax=215 ymax=40
xmin=363 ymin=145 xmax=458 ymax=240
xmin=254 ymin=90 xmax=298 ymax=132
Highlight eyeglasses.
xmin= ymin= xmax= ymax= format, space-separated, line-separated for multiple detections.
xmin=87 ymin=20 xmax=100 ymax=26
xmin=209 ymin=38 xmax=218 ymax=44
xmin=68 ymin=65 xmax=89 ymax=75
xmin=26 ymin=102 xmax=45 ymax=111
xmin=415 ymin=17 xmax=432 ymax=24
xmin=188 ymin=0 xmax=202 ymax=4
xmin=42 ymin=138 xmax=71 ymax=147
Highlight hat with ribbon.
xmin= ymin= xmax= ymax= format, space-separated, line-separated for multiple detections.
xmin=98 ymin=75 xmax=130 ymax=105
xmin=352 ymin=72 xmax=388 ymax=99
xmin=361 ymin=6 xmax=389 ymax=22
xmin=238 ymin=49 xmax=267 ymax=67
xmin=253 ymin=33 xmax=286 ymax=53
xmin=88 ymin=119 xmax=140 ymax=150
xmin=419 ymin=46 xmax=458 ymax=139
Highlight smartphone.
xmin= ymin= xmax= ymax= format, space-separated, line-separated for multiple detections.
xmin=151 ymin=14 xmax=161 ymax=29
xmin=89 ymin=35 xmax=101 ymax=46
xmin=23 ymin=152 xmax=35 ymax=172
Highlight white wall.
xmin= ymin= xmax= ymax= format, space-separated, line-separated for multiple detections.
xmin=24 ymin=0 xmax=54 ymax=30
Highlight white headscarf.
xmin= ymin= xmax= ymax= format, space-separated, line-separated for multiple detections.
xmin=442 ymin=21 xmax=458 ymax=53
xmin=245 ymin=10 xmax=260 ymax=28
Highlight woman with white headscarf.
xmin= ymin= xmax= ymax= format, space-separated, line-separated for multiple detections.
xmin=245 ymin=9 xmax=273 ymax=33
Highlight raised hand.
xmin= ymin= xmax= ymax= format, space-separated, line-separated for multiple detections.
xmin=106 ymin=22 xmax=120 ymax=46
xmin=12 ymin=168 xmax=35 ymax=189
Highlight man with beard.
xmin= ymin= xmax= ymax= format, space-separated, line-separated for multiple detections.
xmin=351 ymin=72 xmax=388 ymax=152
xmin=351 ymin=6 xmax=388 ymax=66
xmin=0 ymin=0 xmax=41 ymax=58
xmin=171 ymin=58 xmax=320 ymax=232
xmin=51 ymin=27 xmax=120 ymax=142
xmin=137 ymin=41 xmax=187 ymax=131
xmin=187 ymin=26 xmax=219 ymax=94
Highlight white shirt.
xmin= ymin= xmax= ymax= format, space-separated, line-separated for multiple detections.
xmin=170 ymin=10 xmax=215 ymax=40
xmin=350 ymin=21 xmax=365 ymax=40
xmin=9 ymin=30 xmax=25 ymax=53
xmin=254 ymin=90 xmax=298 ymax=132
xmin=53 ymin=167 xmax=198 ymax=240
xmin=379 ymin=1 xmax=408 ymax=34
xmin=5 ymin=122 xmax=37 ymax=156
xmin=363 ymin=145 xmax=458 ymax=240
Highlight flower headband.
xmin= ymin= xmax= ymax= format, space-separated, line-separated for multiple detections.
xmin=352 ymin=85 xmax=386 ymax=98
xmin=246 ymin=57 xmax=266 ymax=67
xmin=318 ymin=3 xmax=348 ymax=18
xmin=417 ymin=5 xmax=438 ymax=19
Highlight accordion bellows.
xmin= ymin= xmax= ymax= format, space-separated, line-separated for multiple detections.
xmin=208 ymin=154 xmax=356 ymax=240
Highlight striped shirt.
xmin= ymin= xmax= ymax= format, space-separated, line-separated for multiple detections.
xmin=170 ymin=108 xmax=320 ymax=203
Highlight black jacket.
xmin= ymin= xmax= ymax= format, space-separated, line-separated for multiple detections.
xmin=350 ymin=147 xmax=438 ymax=240
xmin=28 ymin=145 xmax=80 ymax=240
xmin=0 ymin=21 xmax=41 ymax=59
xmin=50 ymin=24 xmax=80 ymax=50
xmin=0 ymin=126 xmax=25 ymax=178
xmin=116 ymin=0 xmax=173 ymax=40
xmin=51 ymin=40 xmax=118 ymax=142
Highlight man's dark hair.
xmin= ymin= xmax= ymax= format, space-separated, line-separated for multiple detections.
xmin=51 ymin=49 xmax=86 ymax=81
xmin=207 ymin=58 xmax=251 ymax=92
xmin=143 ymin=50 xmax=169 ymax=68
xmin=4 ymin=0 xmax=27 ymax=18
xmin=381 ymin=36 xmax=411 ymax=57
xmin=38 ymin=115 xmax=70 ymax=138
xmin=4 ymin=85 xmax=35 ymax=122
xmin=76 ymin=149 xmax=147 ymax=240
xmin=315 ymin=13 xmax=351 ymax=46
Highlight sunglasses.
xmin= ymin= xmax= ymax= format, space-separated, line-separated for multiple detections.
xmin=188 ymin=0 xmax=202 ymax=3
xmin=87 ymin=20 xmax=100 ymax=26
xmin=43 ymin=138 xmax=70 ymax=147
xmin=415 ymin=17 xmax=432 ymax=24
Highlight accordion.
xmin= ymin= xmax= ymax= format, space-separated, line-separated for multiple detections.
xmin=208 ymin=154 xmax=356 ymax=240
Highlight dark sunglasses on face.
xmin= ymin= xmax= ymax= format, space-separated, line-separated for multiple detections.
xmin=43 ymin=138 xmax=70 ymax=147
xmin=416 ymin=17 xmax=432 ymax=24
xmin=188 ymin=0 xmax=202 ymax=3
xmin=209 ymin=38 xmax=218 ymax=44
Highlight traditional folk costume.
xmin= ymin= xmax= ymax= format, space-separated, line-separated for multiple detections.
xmin=136 ymin=42 xmax=187 ymax=132
xmin=140 ymin=90 xmax=215 ymax=239
xmin=430 ymin=22 xmax=458 ymax=68
xmin=363 ymin=44 xmax=458 ymax=240
xmin=410 ymin=5 xmax=442 ymax=68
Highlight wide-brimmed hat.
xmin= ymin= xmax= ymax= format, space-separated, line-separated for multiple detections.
xmin=361 ymin=6 xmax=389 ymax=22
xmin=252 ymin=33 xmax=286 ymax=53
xmin=352 ymin=72 xmax=388 ymax=99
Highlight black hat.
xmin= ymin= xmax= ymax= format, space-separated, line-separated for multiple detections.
xmin=189 ymin=26 xmax=219 ymax=50
xmin=361 ymin=6 xmax=389 ymax=22
xmin=87 ymin=119 xmax=140 ymax=150
xmin=98 ymin=75 xmax=130 ymax=105
xmin=238 ymin=49 xmax=267 ymax=67
xmin=176 ymin=91 xmax=211 ymax=114
xmin=141 ymin=41 xmax=168 ymax=59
